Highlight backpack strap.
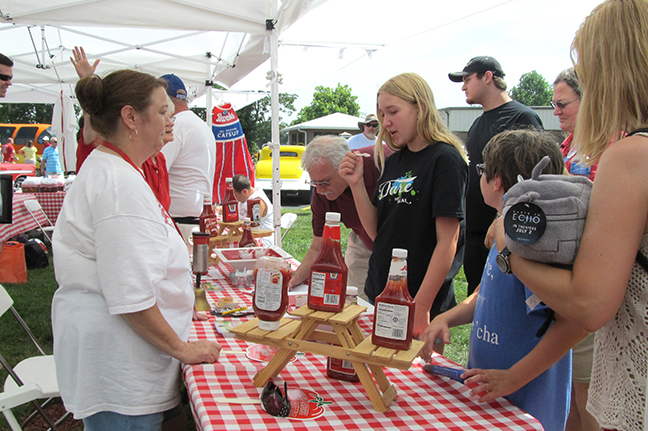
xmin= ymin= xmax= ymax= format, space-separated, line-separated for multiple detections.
xmin=626 ymin=128 xmax=648 ymax=137
xmin=636 ymin=250 xmax=648 ymax=273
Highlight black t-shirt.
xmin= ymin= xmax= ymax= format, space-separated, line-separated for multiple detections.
xmin=365 ymin=143 xmax=468 ymax=315
xmin=465 ymin=100 xmax=543 ymax=233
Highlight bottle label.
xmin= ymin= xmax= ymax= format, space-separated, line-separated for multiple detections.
xmin=202 ymin=217 xmax=218 ymax=236
xmin=328 ymin=357 xmax=356 ymax=376
xmin=224 ymin=203 xmax=239 ymax=222
xmin=389 ymin=260 xmax=407 ymax=277
xmin=374 ymin=302 xmax=410 ymax=340
xmin=310 ymin=271 xmax=343 ymax=307
xmin=255 ymin=268 xmax=283 ymax=312
xmin=251 ymin=203 xmax=261 ymax=223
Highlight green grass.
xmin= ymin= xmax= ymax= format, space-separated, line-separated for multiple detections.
xmin=1 ymin=210 xmax=471 ymax=430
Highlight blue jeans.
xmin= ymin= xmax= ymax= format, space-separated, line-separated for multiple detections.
xmin=83 ymin=411 xmax=163 ymax=431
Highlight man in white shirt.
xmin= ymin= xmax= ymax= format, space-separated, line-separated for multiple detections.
xmin=347 ymin=114 xmax=378 ymax=150
xmin=160 ymin=74 xmax=216 ymax=219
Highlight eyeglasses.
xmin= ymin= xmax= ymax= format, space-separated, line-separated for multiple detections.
xmin=365 ymin=122 xmax=379 ymax=128
xmin=307 ymin=177 xmax=333 ymax=187
xmin=476 ymin=163 xmax=485 ymax=176
xmin=550 ymin=98 xmax=578 ymax=110
xmin=0 ymin=74 xmax=12 ymax=82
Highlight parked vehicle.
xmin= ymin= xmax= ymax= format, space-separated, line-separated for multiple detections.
xmin=254 ymin=145 xmax=311 ymax=203
xmin=0 ymin=123 xmax=52 ymax=163
xmin=0 ymin=162 xmax=37 ymax=188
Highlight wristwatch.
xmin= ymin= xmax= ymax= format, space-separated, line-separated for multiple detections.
xmin=496 ymin=246 xmax=513 ymax=274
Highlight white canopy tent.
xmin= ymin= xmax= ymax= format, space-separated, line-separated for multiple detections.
xmin=1 ymin=0 xmax=326 ymax=245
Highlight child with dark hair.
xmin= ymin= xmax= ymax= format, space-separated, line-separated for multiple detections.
xmin=231 ymin=174 xmax=274 ymax=245
xmin=420 ymin=129 xmax=588 ymax=431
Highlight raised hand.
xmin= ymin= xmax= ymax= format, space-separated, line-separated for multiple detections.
xmin=70 ymin=46 xmax=100 ymax=79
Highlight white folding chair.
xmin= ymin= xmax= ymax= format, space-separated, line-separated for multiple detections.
xmin=23 ymin=200 xmax=55 ymax=243
xmin=280 ymin=213 xmax=298 ymax=241
xmin=0 ymin=284 xmax=67 ymax=430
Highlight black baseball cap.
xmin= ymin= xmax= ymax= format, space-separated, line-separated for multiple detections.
xmin=448 ymin=56 xmax=505 ymax=82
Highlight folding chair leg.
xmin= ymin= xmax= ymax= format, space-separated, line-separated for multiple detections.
xmin=3 ymin=409 xmax=22 ymax=431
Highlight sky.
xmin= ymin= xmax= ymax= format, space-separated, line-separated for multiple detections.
xmin=231 ymin=0 xmax=603 ymax=120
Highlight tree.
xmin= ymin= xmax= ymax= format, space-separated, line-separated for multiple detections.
xmin=237 ymin=93 xmax=297 ymax=153
xmin=293 ymin=83 xmax=360 ymax=125
xmin=509 ymin=70 xmax=552 ymax=107
xmin=0 ymin=103 xmax=55 ymax=123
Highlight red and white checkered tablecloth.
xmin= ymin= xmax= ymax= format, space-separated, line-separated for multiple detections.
xmin=32 ymin=191 xmax=65 ymax=224
xmin=0 ymin=193 xmax=49 ymax=244
xmin=184 ymin=263 xmax=544 ymax=431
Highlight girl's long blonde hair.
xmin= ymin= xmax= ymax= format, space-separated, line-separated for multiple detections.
xmin=374 ymin=73 xmax=467 ymax=171
xmin=572 ymin=0 xmax=648 ymax=164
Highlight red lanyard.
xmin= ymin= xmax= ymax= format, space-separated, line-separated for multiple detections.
xmin=100 ymin=142 xmax=183 ymax=238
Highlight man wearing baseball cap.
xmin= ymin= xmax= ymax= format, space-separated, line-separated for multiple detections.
xmin=347 ymin=114 xmax=379 ymax=150
xmin=448 ymin=56 xmax=543 ymax=296
xmin=159 ymin=74 xmax=216 ymax=224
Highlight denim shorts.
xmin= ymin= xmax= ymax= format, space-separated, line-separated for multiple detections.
xmin=82 ymin=404 xmax=182 ymax=431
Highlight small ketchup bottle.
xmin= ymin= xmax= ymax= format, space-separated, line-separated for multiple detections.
xmin=372 ymin=248 xmax=415 ymax=350
xmin=198 ymin=193 xmax=218 ymax=237
xmin=308 ymin=212 xmax=347 ymax=312
xmin=253 ymin=256 xmax=291 ymax=331
xmin=238 ymin=217 xmax=256 ymax=248
xmin=222 ymin=177 xmax=239 ymax=222
xmin=247 ymin=198 xmax=261 ymax=227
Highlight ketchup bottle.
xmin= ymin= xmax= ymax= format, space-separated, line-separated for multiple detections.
xmin=238 ymin=217 xmax=256 ymax=248
xmin=308 ymin=212 xmax=347 ymax=312
xmin=247 ymin=198 xmax=261 ymax=227
xmin=222 ymin=178 xmax=239 ymax=222
xmin=253 ymin=256 xmax=291 ymax=331
xmin=372 ymin=248 xmax=415 ymax=350
xmin=199 ymin=194 xmax=218 ymax=237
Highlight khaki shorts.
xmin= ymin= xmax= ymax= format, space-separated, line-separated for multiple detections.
xmin=572 ymin=332 xmax=595 ymax=383
xmin=344 ymin=231 xmax=372 ymax=294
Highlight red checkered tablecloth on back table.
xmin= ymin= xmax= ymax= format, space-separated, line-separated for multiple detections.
xmin=184 ymin=263 xmax=544 ymax=431
xmin=32 ymin=191 xmax=66 ymax=224
xmin=0 ymin=193 xmax=49 ymax=244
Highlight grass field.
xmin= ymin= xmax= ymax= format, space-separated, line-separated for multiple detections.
xmin=0 ymin=208 xmax=471 ymax=430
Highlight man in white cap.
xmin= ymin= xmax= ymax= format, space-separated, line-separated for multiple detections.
xmin=347 ymin=114 xmax=379 ymax=150
xmin=159 ymin=74 xmax=216 ymax=222
xmin=448 ymin=56 xmax=543 ymax=296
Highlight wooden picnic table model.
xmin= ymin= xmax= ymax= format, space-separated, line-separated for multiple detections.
xmin=230 ymin=303 xmax=424 ymax=413
xmin=209 ymin=220 xmax=273 ymax=247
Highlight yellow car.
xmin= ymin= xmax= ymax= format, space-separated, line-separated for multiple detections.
xmin=254 ymin=145 xmax=311 ymax=203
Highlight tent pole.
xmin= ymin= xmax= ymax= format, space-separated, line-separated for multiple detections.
xmin=270 ymin=2 xmax=282 ymax=248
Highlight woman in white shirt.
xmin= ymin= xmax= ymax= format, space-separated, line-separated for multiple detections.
xmin=52 ymin=69 xmax=221 ymax=431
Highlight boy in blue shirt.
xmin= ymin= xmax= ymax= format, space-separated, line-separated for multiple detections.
xmin=420 ymin=129 xmax=589 ymax=431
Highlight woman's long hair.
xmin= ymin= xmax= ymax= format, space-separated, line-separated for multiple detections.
xmin=572 ymin=0 xmax=648 ymax=164
xmin=374 ymin=73 xmax=467 ymax=171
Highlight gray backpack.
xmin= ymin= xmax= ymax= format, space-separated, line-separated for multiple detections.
xmin=502 ymin=156 xmax=593 ymax=265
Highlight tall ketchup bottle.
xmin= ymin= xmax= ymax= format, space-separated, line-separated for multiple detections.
xmin=199 ymin=193 xmax=218 ymax=237
xmin=308 ymin=212 xmax=347 ymax=312
xmin=372 ymin=248 xmax=415 ymax=350
xmin=222 ymin=178 xmax=239 ymax=222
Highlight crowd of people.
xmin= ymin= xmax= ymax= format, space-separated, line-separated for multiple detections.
xmin=1 ymin=0 xmax=647 ymax=430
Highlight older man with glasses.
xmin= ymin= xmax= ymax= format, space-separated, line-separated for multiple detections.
xmin=0 ymin=53 xmax=13 ymax=98
xmin=289 ymin=135 xmax=392 ymax=294
xmin=347 ymin=114 xmax=379 ymax=150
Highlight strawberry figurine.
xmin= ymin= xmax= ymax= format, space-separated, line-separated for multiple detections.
xmin=261 ymin=380 xmax=291 ymax=417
